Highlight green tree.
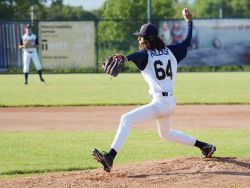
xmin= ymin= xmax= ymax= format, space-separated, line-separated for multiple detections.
xmin=192 ymin=0 xmax=250 ymax=19
xmin=152 ymin=0 xmax=178 ymax=20
xmin=192 ymin=0 xmax=231 ymax=19
xmin=230 ymin=0 xmax=250 ymax=18
xmin=0 ymin=0 xmax=46 ymax=20
xmin=98 ymin=0 xmax=177 ymax=44
xmin=13 ymin=0 xmax=46 ymax=20
xmin=0 ymin=0 xmax=97 ymax=21
xmin=41 ymin=0 xmax=97 ymax=21
xmin=173 ymin=0 xmax=193 ymax=19
xmin=0 ymin=0 xmax=15 ymax=20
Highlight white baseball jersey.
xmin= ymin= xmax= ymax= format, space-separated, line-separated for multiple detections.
xmin=141 ymin=47 xmax=177 ymax=97
xmin=21 ymin=33 xmax=42 ymax=73
xmin=21 ymin=33 xmax=37 ymax=53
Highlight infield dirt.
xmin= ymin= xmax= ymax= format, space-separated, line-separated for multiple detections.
xmin=0 ymin=105 xmax=250 ymax=187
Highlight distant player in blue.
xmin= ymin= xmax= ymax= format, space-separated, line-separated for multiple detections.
xmin=93 ymin=8 xmax=216 ymax=172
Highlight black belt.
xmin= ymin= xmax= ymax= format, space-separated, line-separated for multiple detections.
xmin=162 ymin=92 xmax=172 ymax=96
xmin=27 ymin=52 xmax=33 ymax=53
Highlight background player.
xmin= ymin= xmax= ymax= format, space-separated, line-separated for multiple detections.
xmin=19 ymin=24 xmax=45 ymax=85
xmin=92 ymin=8 xmax=216 ymax=172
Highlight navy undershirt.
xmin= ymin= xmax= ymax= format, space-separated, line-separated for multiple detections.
xmin=127 ymin=21 xmax=193 ymax=71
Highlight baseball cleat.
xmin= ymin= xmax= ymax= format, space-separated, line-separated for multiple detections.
xmin=201 ymin=144 xmax=216 ymax=158
xmin=40 ymin=78 xmax=46 ymax=84
xmin=92 ymin=148 xmax=113 ymax=172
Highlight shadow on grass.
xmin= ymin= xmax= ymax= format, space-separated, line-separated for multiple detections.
xmin=0 ymin=166 xmax=96 ymax=176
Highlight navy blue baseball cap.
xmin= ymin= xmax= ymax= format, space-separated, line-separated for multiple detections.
xmin=134 ymin=23 xmax=158 ymax=36
xmin=25 ymin=24 xmax=32 ymax=28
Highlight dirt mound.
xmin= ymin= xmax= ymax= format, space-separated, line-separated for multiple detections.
xmin=1 ymin=157 xmax=250 ymax=188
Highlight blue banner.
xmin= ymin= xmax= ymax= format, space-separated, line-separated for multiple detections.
xmin=0 ymin=22 xmax=32 ymax=70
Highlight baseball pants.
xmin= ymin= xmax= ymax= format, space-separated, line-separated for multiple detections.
xmin=23 ymin=51 xmax=42 ymax=73
xmin=111 ymin=95 xmax=196 ymax=152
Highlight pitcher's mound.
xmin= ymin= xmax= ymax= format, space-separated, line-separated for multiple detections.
xmin=1 ymin=157 xmax=250 ymax=188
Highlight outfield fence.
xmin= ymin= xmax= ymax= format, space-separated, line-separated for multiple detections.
xmin=1 ymin=19 xmax=250 ymax=72
xmin=0 ymin=21 xmax=38 ymax=71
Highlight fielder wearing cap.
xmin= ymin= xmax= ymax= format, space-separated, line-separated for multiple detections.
xmin=19 ymin=23 xmax=46 ymax=85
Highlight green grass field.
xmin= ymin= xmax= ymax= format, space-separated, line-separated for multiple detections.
xmin=0 ymin=72 xmax=250 ymax=106
xmin=0 ymin=129 xmax=249 ymax=178
xmin=0 ymin=72 xmax=250 ymax=179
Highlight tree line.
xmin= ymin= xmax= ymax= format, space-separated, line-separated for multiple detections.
xmin=1 ymin=0 xmax=250 ymax=21
xmin=0 ymin=0 xmax=97 ymax=21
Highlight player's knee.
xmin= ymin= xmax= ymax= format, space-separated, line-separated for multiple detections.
xmin=36 ymin=64 xmax=42 ymax=71
xmin=120 ymin=114 xmax=128 ymax=125
xmin=159 ymin=130 xmax=171 ymax=140
xmin=120 ymin=113 xmax=133 ymax=128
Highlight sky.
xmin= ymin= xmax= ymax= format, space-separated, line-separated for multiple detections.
xmin=48 ymin=0 xmax=106 ymax=10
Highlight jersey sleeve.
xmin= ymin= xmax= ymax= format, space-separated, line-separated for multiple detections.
xmin=167 ymin=21 xmax=193 ymax=63
xmin=19 ymin=38 xmax=23 ymax=45
xmin=126 ymin=50 xmax=148 ymax=71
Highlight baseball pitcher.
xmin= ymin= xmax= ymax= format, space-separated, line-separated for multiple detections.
xmin=93 ymin=8 xmax=216 ymax=172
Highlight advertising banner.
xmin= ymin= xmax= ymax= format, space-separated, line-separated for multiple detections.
xmin=39 ymin=21 xmax=95 ymax=69
xmin=159 ymin=19 xmax=250 ymax=67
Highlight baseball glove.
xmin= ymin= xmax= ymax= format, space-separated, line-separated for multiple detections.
xmin=23 ymin=40 xmax=32 ymax=48
xmin=102 ymin=54 xmax=126 ymax=77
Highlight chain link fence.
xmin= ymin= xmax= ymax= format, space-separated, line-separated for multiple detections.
xmin=1 ymin=19 xmax=250 ymax=73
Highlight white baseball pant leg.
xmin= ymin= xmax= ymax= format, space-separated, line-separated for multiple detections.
xmin=157 ymin=117 xmax=196 ymax=146
xmin=23 ymin=51 xmax=32 ymax=73
xmin=111 ymin=96 xmax=195 ymax=152
xmin=31 ymin=51 xmax=42 ymax=71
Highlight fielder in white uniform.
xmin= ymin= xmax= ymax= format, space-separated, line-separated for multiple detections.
xmin=92 ymin=8 xmax=216 ymax=172
xmin=19 ymin=24 xmax=45 ymax=85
